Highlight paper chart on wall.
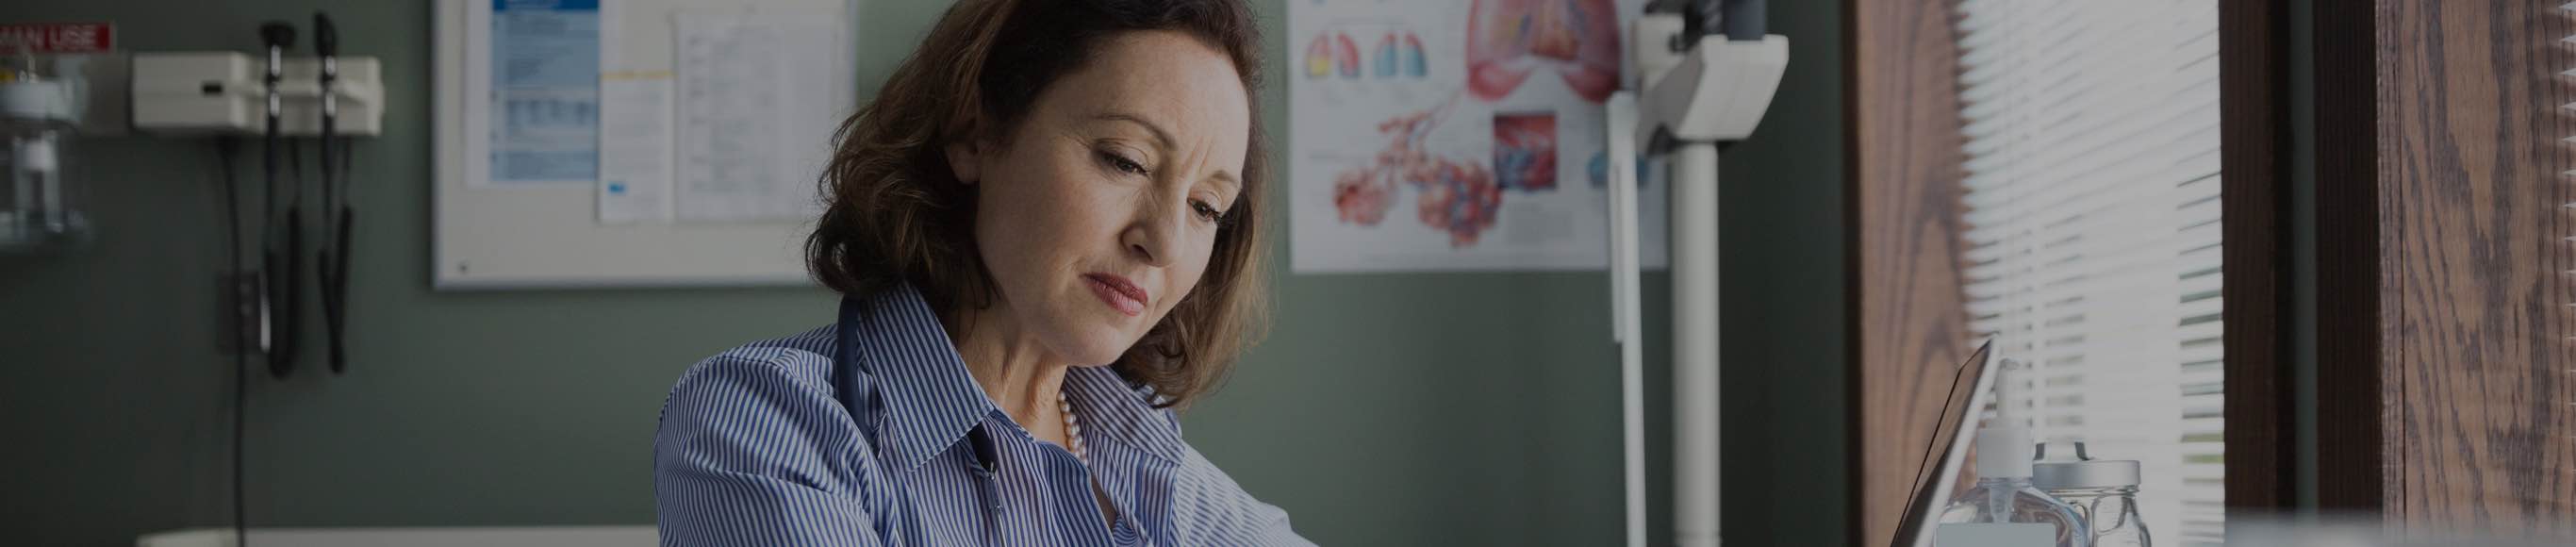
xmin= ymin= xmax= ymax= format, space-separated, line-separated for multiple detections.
xmin=594 ymin=0 xmax=674 ymax=224
xmin=436 ymin=0 xmax=860 ymax=289
xmin=1289 ymin=0 xmax=1665 ymax=274
xmin=597 ymin=74 xmax=673 ymax=224
xmin=671 ymin=12 xmax=847 ymax=223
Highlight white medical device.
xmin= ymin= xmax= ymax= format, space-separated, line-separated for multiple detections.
xmin=1607 ymin=1 xmax=1789 ymax=546
xmin=130 ymin=52 xmax=384 ymax=136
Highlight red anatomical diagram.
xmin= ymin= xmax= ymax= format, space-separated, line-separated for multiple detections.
xmin=1467 ymin=0 xmax=1621 ymax=103
xmin=1493 ymin=112 xmax=1557 ymax=191
xmin=1331 ymin=101 xmax=1505 ymax=247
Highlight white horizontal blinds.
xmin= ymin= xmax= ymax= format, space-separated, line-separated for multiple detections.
xmin=1954 ymin=0 xmax=2222 ymax=545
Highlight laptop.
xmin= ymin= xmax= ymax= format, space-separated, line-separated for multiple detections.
xmin=1891 ymin=339 xmax=2001 ymax=547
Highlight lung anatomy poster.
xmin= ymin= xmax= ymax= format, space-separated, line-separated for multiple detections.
xmin=1289 ymin=0 xmax=1665 ymax=274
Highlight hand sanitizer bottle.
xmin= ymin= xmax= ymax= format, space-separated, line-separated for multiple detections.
xmin=1936 ymin=426 xmax=2090 ymax=547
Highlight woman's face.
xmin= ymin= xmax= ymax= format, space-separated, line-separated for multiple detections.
xmin=949 ymin=30 xmax=1251 ymax=367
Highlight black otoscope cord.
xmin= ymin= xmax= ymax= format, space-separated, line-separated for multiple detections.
xmin=259 ymin=21 xmax=300 ymax=379
xmin=314 ymin=10 xmax=353 ymax=373
xmin=215 ymin=139 xmax=253 ymax=547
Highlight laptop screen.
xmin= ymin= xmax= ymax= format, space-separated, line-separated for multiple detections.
xmin=1892 ymin=339 xmax=1999 ymax=547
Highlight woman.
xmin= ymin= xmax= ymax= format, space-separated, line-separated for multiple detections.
xmin=652 ymin=0 xmax=1305 ymax=544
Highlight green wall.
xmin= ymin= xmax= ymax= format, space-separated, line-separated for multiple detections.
xmin=0 ymin=1 xmax=1846 ymax=545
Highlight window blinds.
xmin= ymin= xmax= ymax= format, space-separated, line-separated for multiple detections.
xmin=1953 ymin=0 xmax=2223 ymax=544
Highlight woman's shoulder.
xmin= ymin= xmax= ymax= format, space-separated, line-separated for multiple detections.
xmin=654 ymin=325 xmax=884 ymax=485
xmin=653 ymin=326 xmax=895 ymax=537
xmin=690 ymin=322 xmax=839 ymax=379
xmin=655 ymin=325 xmax=863 ymax=440
xmin=1164 ymin=442 xmax=1309 ymax=545
xmin=677 ymin=325 xmax=842 ymax=390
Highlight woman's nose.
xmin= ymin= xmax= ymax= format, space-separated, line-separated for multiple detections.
xmin=1122 ymin=203 xmax=1181 ymax=268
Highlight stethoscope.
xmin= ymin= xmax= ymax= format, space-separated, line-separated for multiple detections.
xmin=833 ymin=296 xmax=1007 ymax=536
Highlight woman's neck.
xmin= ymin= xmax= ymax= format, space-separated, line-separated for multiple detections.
xmin=950 ymin=309 xmax=1073 ymax=429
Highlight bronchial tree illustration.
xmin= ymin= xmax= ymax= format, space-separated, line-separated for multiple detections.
xmin=1329 ymin=96 xmax=1503 ymax=247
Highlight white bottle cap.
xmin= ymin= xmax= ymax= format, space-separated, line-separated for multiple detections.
xmin=1974 ymin=425 xmax=2034 ymax=478
xmin=2034 ymin=458 xmax=2141 ymax=489
xmin=0 ymin=80 xmax=73 ymax=121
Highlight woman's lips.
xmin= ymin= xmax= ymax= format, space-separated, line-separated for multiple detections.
xmin=1082 ymin=274 xmax=1148 ymax=317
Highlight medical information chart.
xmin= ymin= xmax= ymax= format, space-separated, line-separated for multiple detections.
xmin=1287 ymin=0 xmax=1665 ymax=273
xmin=436 ymin=0 xmax=857 ymax=288
xmin=488 ymin=0 xmax=601 ymax=184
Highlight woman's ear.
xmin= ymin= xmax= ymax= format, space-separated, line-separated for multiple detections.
xmin=946 ymin=140 xmax=983 ymax=185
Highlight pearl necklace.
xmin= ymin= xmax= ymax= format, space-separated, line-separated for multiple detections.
xmin=1059 ymin=390 xmax=1088 ymax=465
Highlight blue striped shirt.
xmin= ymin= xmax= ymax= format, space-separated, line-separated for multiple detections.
xmin=653 ymin=284 xmax=1309 ymax=546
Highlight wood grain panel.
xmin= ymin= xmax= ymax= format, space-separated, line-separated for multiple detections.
xmin=2318 ymin=0 xmax=2576 ymax=533
xmin=2377 ymin=0 xmax=2576 ymax=534
xmin=1845 ymin=0 xmax=1973 ymax=544
xmin=2221 ymin=0 xmax=2297 ymax=513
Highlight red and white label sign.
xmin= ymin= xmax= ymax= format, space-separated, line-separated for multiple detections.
xmin=0 ymin=23 xmax=115 ymax=54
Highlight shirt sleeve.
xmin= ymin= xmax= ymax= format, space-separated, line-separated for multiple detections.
xmin=1171 ymin=447 xmax=1316 ymax=547
xmin=653 ymin=355 xmax=884 ymax=547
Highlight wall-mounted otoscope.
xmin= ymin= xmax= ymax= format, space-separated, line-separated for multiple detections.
xmin=313 ymin=10 xmax=355 ymax=374
xmin=257 ymin=20 xmax=301 ymax=379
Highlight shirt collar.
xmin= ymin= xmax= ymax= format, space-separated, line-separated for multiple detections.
xmin=1065 ymin=365 xmax=1188 ymax=465
xmin=837 ymin=284 xmax=998 ymax=473
xmin=837 ymin=283 xmax=1191 ymax=471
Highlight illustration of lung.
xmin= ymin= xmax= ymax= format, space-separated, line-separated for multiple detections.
xmin=1336 ymin=32 xmax=1362 ymax=79
xmin=1306 ymin=33 xmax=1335 ymax=79
xmin=1375 ymin=32 xmax=1399 ymax=78
xmin=1493 ymin=112 xmax=1559 ymax=191
xmin=1403 ymin=32 xmax=1428 ymax=77
xmin=1466 ymin=0 xmax=1621 ymax=103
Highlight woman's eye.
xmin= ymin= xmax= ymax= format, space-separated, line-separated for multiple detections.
xmin=1190 ymin=199 xmax=1226 ymax=223
xmin=1098 ymin=150 xmax=1148 ymax=175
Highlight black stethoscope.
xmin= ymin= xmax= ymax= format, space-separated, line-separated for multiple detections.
xmin=834 ymin=295 xmax=1007 ymax=531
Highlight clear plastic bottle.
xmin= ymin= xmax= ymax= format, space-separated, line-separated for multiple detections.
xmin=0 ymin=47 xmax=89 ymax=253
xmin=1938 ymin=426 xmax=2090 ymax=547
xmin=2035 ymin=440 xmax=2149 ymax=547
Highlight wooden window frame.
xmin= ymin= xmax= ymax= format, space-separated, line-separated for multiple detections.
xmin=1844 ymin=1 xmax=2296 ymax=545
